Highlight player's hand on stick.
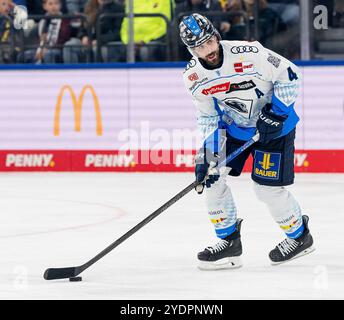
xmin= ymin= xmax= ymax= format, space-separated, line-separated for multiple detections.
xmin=256 ymin=103 xmax=287 ymax=144
xmin=195 ymin=149 xmax=220 ymax=194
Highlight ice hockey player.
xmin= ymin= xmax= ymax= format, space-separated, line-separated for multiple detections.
xmin=180 ymin=13 xmax=315 ymax=270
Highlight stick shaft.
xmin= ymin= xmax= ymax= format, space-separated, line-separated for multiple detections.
xmin=218 ymin=133 xmax=260 ymax=168
xmin=79 ymin=180 xmax=199 ymax=273
xmin=44 ymin=134 xmax=259 ymax=279
xmin=80 ymin=135 xmax=259 ymax=273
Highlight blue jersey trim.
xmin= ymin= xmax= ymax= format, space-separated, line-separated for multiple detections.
xmin=281 ymin=108 xmax=299 ymax=136
xmin=225 ymin=123 xmax=257 ymax=141
xmin=213 ymin=98 xmax=223 ymax=117
xmin=215 ymin=108 xmax=299 ymax=142
xmin=271 ymin=94 xmax=295 ymax=115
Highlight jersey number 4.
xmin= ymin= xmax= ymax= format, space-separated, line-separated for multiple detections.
xmin=288 ymin=67 xmax=298 ymax=81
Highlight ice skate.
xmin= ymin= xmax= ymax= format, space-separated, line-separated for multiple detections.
xmin=198 ymin=219 xmax=243 ymax=270
xmin=269 ymin=215 xmax=315 ymax=265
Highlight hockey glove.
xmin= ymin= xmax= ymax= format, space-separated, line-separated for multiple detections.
xmin=195 ymin=148 xmax=220 ymax=194
xmin=256 ymin=104 xmax=287 ymax=144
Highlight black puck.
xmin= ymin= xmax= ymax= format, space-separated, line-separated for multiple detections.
xmin=69 ymin=276 xmax=82 ymax=282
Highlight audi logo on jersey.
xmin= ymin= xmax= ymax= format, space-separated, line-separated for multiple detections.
xmin=231 ymin=45 xmax=259 ymax=54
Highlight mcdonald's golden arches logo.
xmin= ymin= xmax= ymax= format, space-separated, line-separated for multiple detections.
xmin=54 ymin=85 xmax=103 ymax=136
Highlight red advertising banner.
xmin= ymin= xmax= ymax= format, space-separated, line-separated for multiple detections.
xmin=0 ymin=150 xmax=343 ymax=172
xmin=0 ymin=151 xmax=70 ymax=171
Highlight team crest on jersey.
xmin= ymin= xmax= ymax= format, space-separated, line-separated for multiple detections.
xmin=201 ymin=82 xmax=230 ymax=95
xmin=253 ymin=151 xmax=281 ymax=180
xmin=224 ymin=100 xmax=248 ymax=114
xmin=234 ymin=61 xmax=255 ymax=73
xmin=221 ymin=97 xmax=253 ymax=119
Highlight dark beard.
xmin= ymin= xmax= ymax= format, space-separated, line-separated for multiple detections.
xmin=199 ymin=44 xmax=224 ymax=70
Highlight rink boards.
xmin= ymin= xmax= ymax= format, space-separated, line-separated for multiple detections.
xmin=0 ymin=63 xmax=343 ymax=172
xmin=0 ymin=149 xmax=343 ymax=172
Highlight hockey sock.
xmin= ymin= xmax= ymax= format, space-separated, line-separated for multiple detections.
xmin=253 ymin=182 xmax=304 ymax=239
xmin=206 ymin=173 xmax=237 ymax=239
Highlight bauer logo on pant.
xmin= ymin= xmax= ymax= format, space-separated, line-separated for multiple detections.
xmin=253 ymin=151 xmax=281 ymax=180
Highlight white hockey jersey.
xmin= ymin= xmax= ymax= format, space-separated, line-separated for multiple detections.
xmin=182 ymin=40 xmax=301 ymax=143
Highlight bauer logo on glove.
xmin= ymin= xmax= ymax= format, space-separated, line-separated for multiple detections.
xmin=256 ymin=104 xmax=287 ymax=144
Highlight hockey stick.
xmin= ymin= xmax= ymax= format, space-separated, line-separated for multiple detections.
xmin=43 ymin=133 xmax=260 ymax=280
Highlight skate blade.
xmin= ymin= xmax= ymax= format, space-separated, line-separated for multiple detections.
xmin=271 ymin=245 xmax=316 ymax=266
xmin=198 ymin=256 xmax=242 ymax=271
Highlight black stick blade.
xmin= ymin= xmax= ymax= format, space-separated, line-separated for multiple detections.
xmin=44 ymin=267 xmax=79 ymax=280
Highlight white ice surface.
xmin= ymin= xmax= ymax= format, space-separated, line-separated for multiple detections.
xmin=0 ymin=172 xmax=343 ymax=300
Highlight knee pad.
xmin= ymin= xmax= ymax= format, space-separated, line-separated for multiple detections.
xmin=253 ymin=182 xmax=286 ymax=205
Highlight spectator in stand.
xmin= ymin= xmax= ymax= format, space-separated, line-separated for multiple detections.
xmin=175 ymin=0 xmax=228 ymax=60
xmin=175 ymin=0 xmax=226 ymax=30
xmin=65 ymin=0 xmax=87 ymax=14
xmin=0 ymin=0 xmax=11 ymax=16
xmin=0 ymin=0 xmax=22 ymax=62
xmin=267 ymin=0 xmax=299 ymax=27
xmin=220 ymin=0 xmax=247 ymax=41
xmin=221 ymin=0 xmax=282 ymax=45
xmin=120 ymin=0 xmax=174 ymax=62
xmin=34 ymin=0 xmax=81 ymax=63
xmin=244 ymin=0 xmax=282 ymax=43
xmin=27 ymin=0 xmax=68 ymax=15
xmin=79 ymin=0 xmax=124 ymax=62
xmin=0 ymin=0 xmax=13 ymax=62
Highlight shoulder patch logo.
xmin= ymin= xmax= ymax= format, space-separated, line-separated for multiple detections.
xmin=188 ymin=73 xmax=199 ymax=81
xmin=267 ymin=53 xmax=281 ymax=68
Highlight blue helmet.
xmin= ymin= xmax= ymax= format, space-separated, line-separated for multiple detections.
xmin=179 ymin=13 xmax=221 ymax=49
